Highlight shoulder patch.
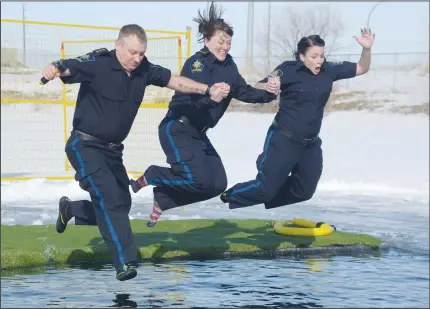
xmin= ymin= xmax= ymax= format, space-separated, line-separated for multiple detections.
xmin=75 ymin=53 xmax=96 ymax=62
xmin=268 ymin=68 xmax=283 ymax=78
xmin=191 ymin=59 xmax=204 ymax=73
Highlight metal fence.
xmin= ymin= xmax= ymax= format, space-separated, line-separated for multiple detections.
xmin=234 ymin=52 xmax=429 ymax=93
xmin=1 ymin=19 xmax=190 ymax=180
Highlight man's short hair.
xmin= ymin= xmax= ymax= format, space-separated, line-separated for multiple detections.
xmin=118 ymin=24 xmax=147 ymax=43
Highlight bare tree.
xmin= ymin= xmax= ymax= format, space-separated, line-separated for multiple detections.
xmin=256 ymin=4 xmax=346 ymax=73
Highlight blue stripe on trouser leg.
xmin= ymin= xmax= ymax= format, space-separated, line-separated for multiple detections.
xmin=226 ymin=129 xmax=274 ymax=197
xmin=257 ymin=129 xmax=274 ymax=175
xmin=149 ymin=120 xmax=194 ymax=186
xmin=72 ymin=138 xmax=86 ymax=179
xmin=71 ymin=137 xmax=125 ymax=266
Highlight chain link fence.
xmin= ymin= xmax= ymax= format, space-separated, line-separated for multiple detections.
xmin=229 ymin=52 xmax=429 ymax=115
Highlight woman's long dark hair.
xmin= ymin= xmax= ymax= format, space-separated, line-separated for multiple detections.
xmin=293 ymin=35 xmax=325 ymax=60
xmin=193 ymin=1 xmax=234 ymax=43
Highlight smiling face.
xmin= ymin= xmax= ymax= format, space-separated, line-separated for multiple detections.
xmin=204 ymin=30 xmax=232 ymax=62
xmin=115 ymin=34 xmax=147 ymax=72
xmin=299 ymin=45 xmax=325 ymax=75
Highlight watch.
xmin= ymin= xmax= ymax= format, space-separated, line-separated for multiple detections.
xmin=205 ymin=85 xmax=211 ymax=96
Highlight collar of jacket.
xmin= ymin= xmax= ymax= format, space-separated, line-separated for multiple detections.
xmin=198 ymin=46 xmax=232 ymax=66
xmin=295 ymin=59 xmax=327 ymax=72
xmin=110 ymin=49 xmax=145 ymax=75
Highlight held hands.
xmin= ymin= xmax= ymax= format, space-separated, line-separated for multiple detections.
xmin=353 ymin=28 xmax=375 ymax=49
xmin=266 ymin=76 xmax=281 ymax=96
xmin=221 ymin=83 xmax=230 ymax=98
xmin=42 ymin=63 xmax=61 ymax=81
xmin=209 ymin=82 xmax=230 ymax=103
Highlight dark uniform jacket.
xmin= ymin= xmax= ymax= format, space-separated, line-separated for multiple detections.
xmin=60 ymin=49 xmax=172 ymax=144
xmin=168 ymin=47 xmax=277 ymax=130
xmin=259 ymin=60 xmax=357 ymax=139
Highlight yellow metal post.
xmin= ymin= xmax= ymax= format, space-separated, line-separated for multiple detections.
xmin=186 ymin=27 xmax=192 ymax=59
xmin=1 ymin=19 xmax=189 ymax=35
xmin=178 ymin=37 xmax=183 ymax=73
xmin=1 ymin=18 xmax=188 ymax=181
xmin=61 ymin=41 xmax=69 ymax=171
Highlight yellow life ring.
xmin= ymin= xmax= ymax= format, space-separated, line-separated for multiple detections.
xmin=272 ymin=218 xmax=335 ymax=236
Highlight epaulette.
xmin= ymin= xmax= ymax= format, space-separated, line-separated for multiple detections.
xmin=197 ymin=49 xmax=209 ymax=56
xmin=74 ymin=48 xmax=109 ymax=62
xmin=91 ymin=48 xmax=110 ymax=57
xmin=284 ymin=61 xmax=296 ymax=66
xmin=325 ymin=61 xmax=344 ymax=67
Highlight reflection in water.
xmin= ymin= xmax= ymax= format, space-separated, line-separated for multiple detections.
xmin=1 ymin=251 xmax=429 ymax=308
xmin=150 ymin=263 xmax=188 ymax=307
xmin=111 ymin=294 xmax=137 ymax=308
xmin=305 ymin=259 xmax=330 ymax=273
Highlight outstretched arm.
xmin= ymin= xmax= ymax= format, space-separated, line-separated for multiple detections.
xmin=255 ymin=76 xmax=280 ymax=95
xmin=235 ymin=74 xmax=278 ymax=103
xmin=167 ymin=75 xmax=210 ymax=95
xmin=42 ymin=56 xmax=98 ymax=84
xmin=327 ymin=28 xmax=375 ymax=82
xmin=41 ymin=62 xmax=71 ymax=80
xmin=147 ymin=62 xmax=228 ymax=99
xmin=254 ymin=82 xmax=266 ymax=90
xmin=353 ymin=28 xmax=375 ymax=76
xmin=255 ymin=65 xmax=283 ymax=95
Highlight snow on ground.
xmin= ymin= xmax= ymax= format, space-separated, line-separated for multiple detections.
xmin=2 ymin=111 xmax=428 ymax=211
xmin=1 ymin=66 xmax=429 ymax=254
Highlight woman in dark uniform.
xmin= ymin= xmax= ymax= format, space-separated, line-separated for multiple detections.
xmin=222 ymin=28 xmax=375 ymax=210
xmin=130 ymin=2 xmax=280 ymax=226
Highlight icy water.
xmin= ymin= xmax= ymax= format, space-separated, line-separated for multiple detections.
xmin=1 ymin=112 xmax=429 ymax=307
xmin=1 ymin=193 xmax=429 ymax=308
xmin=1 ymin=251 xmax=429 ymax=308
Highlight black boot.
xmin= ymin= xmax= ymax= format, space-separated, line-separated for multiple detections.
xmin=220 ymin=192 xmax=228 ymax=203
xmin=116 ymin=264 xmax=137 ymax=281
xmin=56 ymin=196 xmax=72 ymax=233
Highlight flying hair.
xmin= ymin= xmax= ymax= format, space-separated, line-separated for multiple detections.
xmin=193 ymin=1 xmax=234 ymax=43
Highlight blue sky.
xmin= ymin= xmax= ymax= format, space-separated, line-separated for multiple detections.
xmin=1 ymin=1 xmax=429 ymax=58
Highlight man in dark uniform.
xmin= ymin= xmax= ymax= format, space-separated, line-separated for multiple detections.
xmin=41 ymin=24 xmax=225 ymax=281
xmin=129 ymin=3 xmax=280 ymax=227
xmin=220 ymin=29 xmax=375 ymax=210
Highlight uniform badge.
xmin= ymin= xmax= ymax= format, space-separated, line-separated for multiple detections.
xmin=268 ymin=68 xmax=283 ymax=78
xmin=191 ymin=60 xmax=204 ymax=73
xmin=75 ymin=53 xmax=96 ymax=62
